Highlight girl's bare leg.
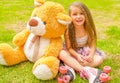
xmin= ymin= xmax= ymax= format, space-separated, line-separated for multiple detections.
xmin=59 ymin=50 xmax=84 ymax=71
xmin=59 ymin=50 xmax=103 ymax=83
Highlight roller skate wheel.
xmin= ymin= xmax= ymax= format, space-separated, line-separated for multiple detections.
xmin=103 ymin=66 xmax=111 ymax=73
xmin=57 ymin=77 xmax=63 ymax=83
xmin=99 ymin=73 xmax=109 ymax=82
xmin=63 ymin=75 xmax=70 ymax=83
xmin=59 ymin=66 xmax=68 ymax=74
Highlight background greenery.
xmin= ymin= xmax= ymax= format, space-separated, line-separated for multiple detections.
xmin=0 ymin=0 xmax=120 ymax=83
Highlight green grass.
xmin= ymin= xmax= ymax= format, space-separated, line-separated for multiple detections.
xmin=98 ymin=26 xmax=120 ymax=54
xmin=0 ymin=0 xmax=120 ymax=83
xmin=0 ymin=29 xmax=15 ymax=43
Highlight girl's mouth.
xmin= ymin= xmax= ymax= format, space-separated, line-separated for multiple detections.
xmin=76 ymin=19 xmax=83 ymax=23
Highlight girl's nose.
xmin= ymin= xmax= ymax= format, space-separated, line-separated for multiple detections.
xmin=77 ymin=15 xmax=81 ymax=18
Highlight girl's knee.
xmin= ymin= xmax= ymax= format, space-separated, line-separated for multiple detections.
xmin=59 ymin=50 xmax=68 ymax=60
xmin=98 ymin=58 xmax=103 ymax=65
xmin=93 ymin=57 xmax=104 ymax=67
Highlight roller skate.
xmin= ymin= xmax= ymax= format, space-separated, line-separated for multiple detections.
xmin=80 ymin=66 xmax=111 ymax=83
xmin=57 ymin=63 xmax=76 ymax=83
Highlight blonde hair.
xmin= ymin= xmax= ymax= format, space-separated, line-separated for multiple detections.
xmin=68 ymin=2 xmax=97 ymax=50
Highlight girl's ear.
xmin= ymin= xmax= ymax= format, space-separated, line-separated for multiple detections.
xmin=34 ymin=0 xmax=45 ymax=7
xmin=56 ymin=13 xmax=72 ymax=25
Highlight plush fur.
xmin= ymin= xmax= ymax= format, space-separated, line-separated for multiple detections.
xmin=0 ymin=0 xmax=71 ymax=80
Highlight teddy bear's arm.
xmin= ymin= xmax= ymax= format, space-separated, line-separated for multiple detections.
xmin=13 ymin=29 xmax=30 ymax=46
xmin=44 ymin=37 xmax=63 ymax=57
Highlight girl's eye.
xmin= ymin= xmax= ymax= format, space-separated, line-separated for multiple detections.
xmin=73 ymin=13 xmax=77 ymax=15
xmin=80 ymin=13 xmax=84 ymax=15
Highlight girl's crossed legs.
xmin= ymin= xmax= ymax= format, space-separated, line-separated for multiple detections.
xmin=59 ymin=50 xmax=104 ymax=83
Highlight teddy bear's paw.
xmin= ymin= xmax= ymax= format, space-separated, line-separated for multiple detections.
xmin=33 ymin=64 xmax=53 ymax=80
xmin=0 ymin=44 xmax=9 ymax=65
xmin=0 ymin=43 xmax=27 ymax=66
xmin=0 ymin=53 xmax=7 ymax=65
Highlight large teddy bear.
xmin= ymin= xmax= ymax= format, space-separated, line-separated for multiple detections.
xmin=0 ymin=0 xmax=71 ymax=80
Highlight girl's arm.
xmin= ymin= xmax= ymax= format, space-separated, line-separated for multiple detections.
xmin=65 ymin=29 xmax=84 ymax=63
xmin=86 ymin=39 xmax=96 ymax=62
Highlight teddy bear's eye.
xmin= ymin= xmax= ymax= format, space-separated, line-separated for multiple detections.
xmin=43 ymin=21 xmax=46 ymax=25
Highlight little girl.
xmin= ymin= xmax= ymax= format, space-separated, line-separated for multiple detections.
xmin=59 ymin=2 xmax=106 ymax=83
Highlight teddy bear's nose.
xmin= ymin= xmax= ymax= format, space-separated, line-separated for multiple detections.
xmin=29 ymin=19 xmax=38 ymax=26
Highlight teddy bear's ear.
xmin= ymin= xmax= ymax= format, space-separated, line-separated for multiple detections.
xmin=34 ymin=0 xmax=45 ymax=7
xmin=56 ymin=13 xmax=71 ymax=25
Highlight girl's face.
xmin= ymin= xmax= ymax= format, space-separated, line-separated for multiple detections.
xmin=70 ymin=6 xmax=85 ymax=27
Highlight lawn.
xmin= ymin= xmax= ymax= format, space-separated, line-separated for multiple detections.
xmin=0 ymin=0 xmax=120 ymax=83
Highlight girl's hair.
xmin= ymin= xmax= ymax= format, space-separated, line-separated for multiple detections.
xmin=68 ymin=2 xmax=97 ymax=50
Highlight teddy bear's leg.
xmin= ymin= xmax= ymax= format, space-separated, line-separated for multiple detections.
xmin=32 ymin=56 xmax=60 ymax=80
xmin=0 ymin=43 xmax=27 ymax=66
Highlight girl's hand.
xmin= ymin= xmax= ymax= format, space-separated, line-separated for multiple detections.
xmin=77 ymin=54 xmax=84 ymax=63
xmin=85 ymin=55 xmax=94 ymax=63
